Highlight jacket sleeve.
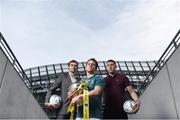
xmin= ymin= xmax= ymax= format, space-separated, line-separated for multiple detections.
xmin=45 ymin=76 xmax=62 ymax=103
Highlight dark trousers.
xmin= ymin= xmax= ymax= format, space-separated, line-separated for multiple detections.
xmin=103 ymin=111 xmax=128 ymax=119
xmin=56 ymin=113 xmax=70 ymax=119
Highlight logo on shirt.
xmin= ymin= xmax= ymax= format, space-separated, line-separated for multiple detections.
xmin=88 ymin=79 xmax=94 ymax=84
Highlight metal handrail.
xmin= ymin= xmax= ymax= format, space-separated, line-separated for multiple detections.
xmin=137 ymin=29 xmax=180 ymax=94
xmin=0 ymin=32 xmax=38 ymax=95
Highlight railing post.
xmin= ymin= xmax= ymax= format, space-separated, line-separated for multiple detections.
xmin=173 ymin=39 xmax=177 ymax=48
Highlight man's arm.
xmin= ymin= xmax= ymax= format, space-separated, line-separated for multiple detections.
xmin=71 ymin=76 xmax=105 ymax=104
xmin=127 ymin=85 xmax=139 ymax=101
xmin=45 ymin=77 xmax=62 ymax=105
xmin=126 ymin=85 xmax=140 ymax=112
xmin=71 ymin=86 xmax=103 ymax=104
xmin=88 ymin=86 xmax=103 ymax=97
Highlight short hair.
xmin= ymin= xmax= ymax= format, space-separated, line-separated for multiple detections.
xmin=86 ymin=58 xmax=98 ymax=69
xmin=107 ymin=59 xmax=116 ymax=65
xmin=67 ymin=60 xmax=78 ymax=66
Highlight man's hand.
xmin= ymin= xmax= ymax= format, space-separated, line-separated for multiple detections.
xmin=71 ymin=94 xmax=83 ymax=104
xmin=44 ymin=103 xmax=59 ymax=110
xmin=132 ymin=100 xmax=140 ymax=113
xmin=68 ymin=89 xmax=79 ymax=99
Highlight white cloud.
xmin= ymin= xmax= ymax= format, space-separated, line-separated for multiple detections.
xmin=1 ymin=0 xmax=180 ymax=69
xmin=89 ymin=0 xmax=180 ymax=61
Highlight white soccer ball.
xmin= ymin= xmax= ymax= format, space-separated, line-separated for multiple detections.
xmin=49 ymin=95 xmax=62 ymax=107
xmin=123 ymin=100 xmax=136 ymax=114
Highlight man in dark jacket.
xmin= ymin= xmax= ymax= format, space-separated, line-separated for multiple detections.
xmin=45 ymin=60 xmax=81 ymax=119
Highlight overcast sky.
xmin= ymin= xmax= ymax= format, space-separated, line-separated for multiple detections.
xmin=0 ymin=0 xmax=180 ymax=69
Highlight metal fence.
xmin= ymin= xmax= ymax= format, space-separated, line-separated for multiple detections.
xmin=0 ymin=32 xmax=38 ymax=94
xmin=24 ymin=60 xmax=157 ymax=93
xmin=137 ymin=29 xmax=180 ymax=94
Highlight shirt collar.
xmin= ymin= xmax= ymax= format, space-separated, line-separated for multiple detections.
xmin=69 ymin=71 xmax=78 ymax=79
xmin=87 ymin=74 xmax=96 ymax=79
xmin=108 ymin=72 xmax=118 ymax=78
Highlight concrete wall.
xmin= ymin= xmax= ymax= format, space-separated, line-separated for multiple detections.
xmin=167 ymin=45 xmax=180 ymax=118
xmin=129 ymin=46 xmax=180 ymax=119
xmin=0 ymin=48 xmax=48 ymax=119
xmin=0 ymin=48 xmax=8 ymax=88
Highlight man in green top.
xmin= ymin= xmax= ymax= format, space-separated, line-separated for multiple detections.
xmin=71 ymin=58 xmax=105 ymax=119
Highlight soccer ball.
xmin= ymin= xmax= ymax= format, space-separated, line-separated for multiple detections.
xmin=49 ymin=95 xmax=62 ymax=107
xmin=123 ymin=100 xmax=136 ymax=114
